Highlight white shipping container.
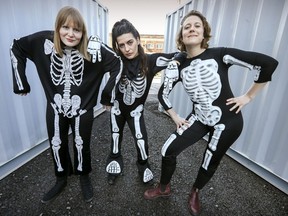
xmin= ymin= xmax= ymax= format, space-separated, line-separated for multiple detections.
xmin=0 ymin=0 xmax=109 ymax=179
xmin=163 ymin=0 xmax=288 ymax=194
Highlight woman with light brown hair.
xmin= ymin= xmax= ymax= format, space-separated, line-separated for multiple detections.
xmin=10 ymin=6 xmax=122 ymax=203
xmin=144 ymin=10 xmax=278 ymax=215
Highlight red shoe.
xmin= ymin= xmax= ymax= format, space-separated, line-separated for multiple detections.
xmin=188 ymin=187 xmax=200 ymax=215
xmin=144 ymin=183 xmax=171 ymax=200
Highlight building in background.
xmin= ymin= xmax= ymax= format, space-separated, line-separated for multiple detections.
xmin=141 ymin=34 xmax=164 ymax=53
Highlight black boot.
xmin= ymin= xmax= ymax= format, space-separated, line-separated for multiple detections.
xmin=80 ymin=175 xmax=93 ymax=202
xmin=106 ymin=155 xmax=123 ymax=185
xmin=41 ymin=176 xmax=67 ymax=204
xmin=107 ymin=173 xmax=119 ymax=185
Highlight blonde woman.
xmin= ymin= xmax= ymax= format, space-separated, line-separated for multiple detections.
xmin=10 ymin=6 xmax=122 ymax=203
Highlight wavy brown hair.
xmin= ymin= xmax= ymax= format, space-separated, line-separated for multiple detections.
xmin=53 ymin=6 xmax=90 ymax=60
xmin=176 ymin=10 xmax=212 ymax=51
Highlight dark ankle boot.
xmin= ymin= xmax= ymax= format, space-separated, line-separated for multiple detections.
xmin=106 ymin=156 xmax=123 ymax=185
xmin=188 ymin=187 xmax=200 ymax=215
xmin=80 ymin=174 xmax=93 ymax=202
xmin=41 ymin=176 xmax=67 ymax=204
xmin=144 ymin=183 xmax=171 ymax=200
xmin=107 ymin=173 xmax=119 ymax=185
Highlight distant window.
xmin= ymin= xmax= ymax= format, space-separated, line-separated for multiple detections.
xmin=146 ymin=43 xmax=154 ymax=49
xmin=156 ymin=43 xmax=163 ymax=49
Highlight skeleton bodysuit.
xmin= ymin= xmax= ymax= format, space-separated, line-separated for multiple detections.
xmin=106 ymin=53 xmax=179 ymax=183
xmin=158 ymin=47 xmax=278 ymax=189
xmin=10 ymin=31 xmax=122 ymax=177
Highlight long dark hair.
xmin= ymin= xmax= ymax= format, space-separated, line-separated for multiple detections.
xmin=112 ymin=19 xmax=147 ymax=76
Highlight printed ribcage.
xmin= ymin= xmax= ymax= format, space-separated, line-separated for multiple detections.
xmin=181 ymin=59 xmax=222 ymax=125
xmin=119 ymin=75 xmax=146 ymax=105
xmin=50 ymin=49 xmax=84 ymax=86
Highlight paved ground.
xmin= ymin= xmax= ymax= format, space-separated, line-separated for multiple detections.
xmin=0 ymin=79 xmax=287 ymax=216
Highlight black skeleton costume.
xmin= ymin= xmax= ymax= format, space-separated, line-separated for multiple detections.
xmin=158 ymin=47 xmax=278 ymax=189
xmin=10 ymin=31 xmax=122 ymax=177
xmin=106 ymin=52 xmax=183 ymax=183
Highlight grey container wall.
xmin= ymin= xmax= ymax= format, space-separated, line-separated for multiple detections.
xmin=0 ymin=0 xmax=109 ymax=179
xmin=163 ymin=0 xmax=288 ymax=194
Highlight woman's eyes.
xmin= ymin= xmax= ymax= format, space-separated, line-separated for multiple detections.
xmin=118 ymin=40 xmax=134 ymax=48
xmin=184 ymin=24 xmax=201 ymax=29
xmin=62 ymin=25 xmax=81 ymax=32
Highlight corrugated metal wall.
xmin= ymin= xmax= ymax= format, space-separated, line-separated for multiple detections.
xmin=0 ymin=0 xmax=109 ymax=179
xmin=163 ymin=0 xmax=288 ymax=194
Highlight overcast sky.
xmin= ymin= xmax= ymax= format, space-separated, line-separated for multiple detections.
xmin=98 ymin=0 xmax=188 ymax=34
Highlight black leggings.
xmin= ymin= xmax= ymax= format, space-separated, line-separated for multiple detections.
xmin=46 ymin=105 xmax=94 ymax=177
xmin=107 ymin=102 xmax=149 ymax=172
xmin=160 ymin=112 xmax=243 ymax=189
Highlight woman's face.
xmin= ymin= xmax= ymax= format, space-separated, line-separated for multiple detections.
xmin=181 ymin=15 xmax=204 ymax=48
xmin=59 ymin=20 xmax=83 ymax=47
xmin=116 ymin=33 xmax=139 ymax=59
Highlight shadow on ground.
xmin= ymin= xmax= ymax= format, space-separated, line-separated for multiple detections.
xmin=0 ymin=94 xmax=287 ymax=216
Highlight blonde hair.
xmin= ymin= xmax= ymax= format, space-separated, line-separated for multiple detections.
xmin=53 ymin=6 xmax=90 ymax=60
xmin=176 ymin=10 xmax=212 ymax=52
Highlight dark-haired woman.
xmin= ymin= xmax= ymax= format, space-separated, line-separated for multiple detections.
xmin=105 ymin=19 xmax=185 ymax=185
